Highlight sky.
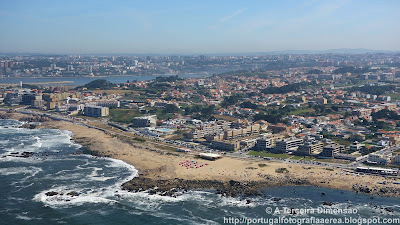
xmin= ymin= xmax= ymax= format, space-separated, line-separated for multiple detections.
xmin=0 ymin=0 xmax=399 ymax=54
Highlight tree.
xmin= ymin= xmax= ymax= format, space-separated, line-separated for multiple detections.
xmin=349 ymin=85 xmax=395 ymax=96
xmin=372 ymin=109 xmax=400 ymax=120
xmin=81 ymin=79 xmax=116 ymax=89
xmin=240 ymin=101 xmax=258 ymax=109
xmin=162 ymin=104 xmax=179 ymax=113
xmin=221 ymin=95 xmax=242 ymax=107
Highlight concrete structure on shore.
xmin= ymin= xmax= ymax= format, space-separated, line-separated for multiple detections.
xmin=198 ymin=152 xmax=222 ymax=160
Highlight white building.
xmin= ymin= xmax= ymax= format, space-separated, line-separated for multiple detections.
xmin=393 ymin=153 xmax=400 ymax=164
xmin=368 ymin=153 xmax=390 ymax=165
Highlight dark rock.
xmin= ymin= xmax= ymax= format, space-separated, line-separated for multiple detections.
xmin=384 ymin=207 xmax=393 ymax=213
xmin=322 ymin=201 xmax=334 ymax=206
xmin=45 ymin=191 xmax=59 ymax=196
xmin=229 ymin=180 xmax=241 ymax=186
xmin=67 ymin=191 xmax=80 ymax=197
xmin=121 ymin=175 xmax=311 ymax=198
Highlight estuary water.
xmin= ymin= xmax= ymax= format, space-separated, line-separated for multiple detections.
xmin=0 ymin=119 xmax=400 ymax=225
xmin=0 ymin=74 xmax=209 ymax=86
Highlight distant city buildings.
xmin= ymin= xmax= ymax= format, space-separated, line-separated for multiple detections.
xmin=1 ymin=52 xmax=400 ymax=168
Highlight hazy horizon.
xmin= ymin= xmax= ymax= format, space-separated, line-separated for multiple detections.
xmin=1 ymin=48 xmax=399 ymax=56
xmin=1 ymin=0 xmax=399 ymax=54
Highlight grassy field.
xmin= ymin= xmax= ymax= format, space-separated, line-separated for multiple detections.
xmin=314 ymin=158 xmax=351 ymax=164
xmin=289 ymin=107 xmax=315 ymax=116
xmin=92 ymin=89 xmax=140 ymax=95
xmin=108 ymin=108 xmax=142 ymax=124
xmin=213 ymin=114 xmax=238 ymax=122
xmin=248 ymin=150 xmax=291 ymax=159
xmin=330 ymin=137 xmax=353 ymax=146
xmin=388 ymin=93 xmax=400 ymax=101
xmin=290 ymin=155 xmax=315 ymax=161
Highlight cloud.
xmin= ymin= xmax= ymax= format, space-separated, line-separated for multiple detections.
xmin=208 ymin=8 xmax=247 ymax=29
xmin=220 ymin=8 xmax=247 ymax=23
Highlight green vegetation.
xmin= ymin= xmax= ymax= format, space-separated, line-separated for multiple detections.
xmin=221 ymin=95 xmax=242 ymax=107
xmin=248 ymin=150 xmax=291 ymax=159
xmin=109 ymin=109 xmax=142 ymax=124
xmin=22 ymin=84 xmax=40 ymax=89
xmin=275 ymin=168 xmax=289 ymax=173
xmin=133 ymin=137 xmax=146 ymax=142
xmin=387 ymin=92 xmax=400 ymax=101
xmin=183 ymin=104 xmax=216 ymax=121
xmin=81 ymin=79 xmax=117 ymax=90
xmin=322 ymin=133 xmax=353 ymax=146
xmin=261 ymin=82 xmax=310 ymax=94
xmin=348 ymin=84 xmax=395 ymax=95
xmin=372 ymin=109 xmax=400 ymax=120
xmin=290 ymin=156 xmax=314 ymax=161
xmin=289 ymin=107 xmax=315 ymax=116
xmin=213 ymin=114 xmax=238 ymax=122
xmin=162 ymin=104 xmax=180 ymax=114
xmin=360 ymin=146 xmax=383 ymax=156
xmin=333 ymin=66 xmax=370 ymax=74
xmin=308 ymin=69 xmax=323 ymax=74
xmin=240 ymin=101 xmax=258 ymax=109
xmin=314 ymin=158 xmax=351 ymax=164
xmin=258 ymin=163 xmax=268 ymax=167
xmin=253 ymin=112 xmax=283 ymax=124
xmin=155 ymin=75 xmax=182 ymax=82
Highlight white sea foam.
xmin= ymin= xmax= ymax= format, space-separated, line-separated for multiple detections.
xmin=218 ymin=196 xmax=257 ymax=208
xmin=33 ymin=157 xmax=140 ymax=208
xmin=15 ymin=215 xmax=37 ymax=221
xmin=0 ymin=166 xmax=42 ymax=176
xmin=33 ymin=187 xmax=117 ymax=207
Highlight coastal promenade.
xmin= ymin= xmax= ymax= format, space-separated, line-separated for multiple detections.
xmin=2 ymin=107 xmax=400 ymax=197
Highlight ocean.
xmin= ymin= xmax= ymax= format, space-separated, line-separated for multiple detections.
xmin=1 ymin=119 xmax=400 ymax=225
xmin=0 ymin=74 xmax=209 ymax=86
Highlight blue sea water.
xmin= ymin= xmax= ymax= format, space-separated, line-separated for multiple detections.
xmin=1 ymin=119 xmax=400 ymax=225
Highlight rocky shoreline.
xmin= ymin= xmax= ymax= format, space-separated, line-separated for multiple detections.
xmin=122 ymin=175 xmax=311 ymax=198
xmin=3 ymin=112 xmax=400 ymax=199
xmin=352 ymin=183 xmax=400 ymax=197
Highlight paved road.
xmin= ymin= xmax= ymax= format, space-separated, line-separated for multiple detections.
xmin=4 ymin=107 xmax=398 ymax=171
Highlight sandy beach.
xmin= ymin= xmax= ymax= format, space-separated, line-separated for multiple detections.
xmin=2 ymin=111 xmax=400 ymax=197
xmin=37 ymin=119 xmax=400 ymax=197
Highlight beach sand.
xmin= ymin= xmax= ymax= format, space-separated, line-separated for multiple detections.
xmin=36 ymin=119 xmax=400 ymax=197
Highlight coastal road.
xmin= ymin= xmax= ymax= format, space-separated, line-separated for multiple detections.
xmin=4 ymin=107 xmax=375 ymax=170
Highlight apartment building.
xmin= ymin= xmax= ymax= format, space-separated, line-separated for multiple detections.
xmin=132 ymin=115 xmax=157 ymax=127
xmin=274 ymin=138 xmax=303 ymax=153
xmin=84 ymin=105 xmax=109 ymax=117
xmin=296 ymin=141 xmax=324 ymax=156
xmin=319 ymin=144 xmax=341 ymax=158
